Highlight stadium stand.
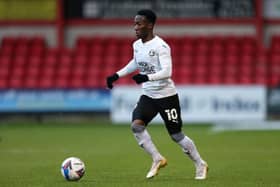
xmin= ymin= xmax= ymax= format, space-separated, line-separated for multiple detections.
xmin=0 ymin=35 xmax=279 ymax=89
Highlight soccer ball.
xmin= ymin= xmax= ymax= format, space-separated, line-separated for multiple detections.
xmin=61 ymin=157 xmax=85 ymax=181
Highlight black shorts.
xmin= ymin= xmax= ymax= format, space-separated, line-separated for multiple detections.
xmin=132 ymin=94 xmax=182 ymax=135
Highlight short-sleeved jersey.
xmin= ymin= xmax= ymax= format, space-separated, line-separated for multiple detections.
xmin=117 ymin=36 xmax=177 ymax=99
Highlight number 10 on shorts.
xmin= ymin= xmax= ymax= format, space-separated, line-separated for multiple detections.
xmin=165 ymin=109 xmax=178 ymax=121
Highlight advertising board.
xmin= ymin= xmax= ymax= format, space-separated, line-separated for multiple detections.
xmin=111 ymin=86 xmax=266 ymax=123
xmin=0 ymin=89 xmax=110 ymax=112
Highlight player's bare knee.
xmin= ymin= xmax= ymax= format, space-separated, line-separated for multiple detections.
xmin=131 ymin=123 xmax=145 ymax=133
xmin=170 ymin=132 xmax=185 ymax=142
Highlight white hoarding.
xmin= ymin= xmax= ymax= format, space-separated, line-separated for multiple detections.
xmin=111 ymin=86 xmax=266 ymax=123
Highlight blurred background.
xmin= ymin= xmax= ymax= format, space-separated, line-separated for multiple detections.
xmin=0 ymin=0 xmax=279 ymax=126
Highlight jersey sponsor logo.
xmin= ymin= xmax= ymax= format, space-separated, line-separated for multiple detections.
xmin=149 ymin=49 xmax=156 ymax=56
xmin=138 ymin=61 xmax=156 ymax=74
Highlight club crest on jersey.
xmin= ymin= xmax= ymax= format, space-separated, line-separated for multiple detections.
xmin=149 ymin=49 xmax=156 ymax=56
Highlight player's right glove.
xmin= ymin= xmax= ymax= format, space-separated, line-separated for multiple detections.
xmin=106 ymin=73 xmax=119 ymax=89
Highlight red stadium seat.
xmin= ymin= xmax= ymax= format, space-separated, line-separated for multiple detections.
xmin=194 ymin=64 xmax=208 ymax=77
xmin=12 ymin=55 xmax=26 ymax=67
xmin=209 ymin=53 xmax=224 ymax=66
xmin=225 ymin=64 xmax=239 ymax=78
xmin=24 ymin=77 xmax=38 ymax=89
xmin=1 ymin=36 xmax=16 ymax=47
xmin=28 ymin=56 xmax=42 ymax=67
xmin=41 ymin=66 xmax=55 ymax=78
xmin=0 ymin=68 xmax=9 ymax=80
xmin=270 ymin=52 xmax=280 ymax=64
xmin=255 ymin=63 xmax=267 ymax=76
xmin=75 ymin=45 xmax=89 ymax=57
xmin=240 ymin=54 xmax=254 ymax=65
xmin=175 ymin=76 xmax=193 ymax=85
xmin=9 ymin=77 xmax=24 ymax=89
xmin=208 ymin=75 xmax=223 ymax=85
xmin=239 ymin=75 xmax=254 ymax=85
xmin=118 ymin=76 xmax=132 ymax=85
xmin=180 ymin=54 xmax=193 ymax=66
xmin=86 ymin=65 xmax=100 ymax=78
xmin=269 ymin=76 xmax=280 ymax=87
xmin=31 ymin=36 xmax=45 ymax=46
xmin=107 ymin=45 xmax=120 ymax=56
xmin=240 ymin=64 xmax=253 ymax=77
xmin=241 ymin=42 xmax=256 ymax=56
xmin=89 ymin=45 xmax=104 ymax=57
xmin=209 ymin=64 xmax=223 ymax=77
xmin=210 ymin=43 xmax=224 ymax=55
xmin=193 ymin=76 xmax=207 ymax=85
xmin=0 ymin=45 xmax=14 ymax=56
xmin=226 ymin=54 xmax=239 ymax=65
xmin=29 ymin=46 xmax=45 ymax=57
xmin=74 ymin=55 xmax=88 ymax=66
xmin=76 ymin=36 xmax=91 ymax=49
xmin=45 ymin=55 xmax=58 ymax=67
xmin=88 ymin=55 xmax=103 ymax=68
xmin=26 ymin=66 xmax=40 ymax=77
xmin=224 ymin=36 xmax=240 ymax=55
xmin=255 ymin=75 xmax=267 ymax=85
xmin=181 ymin=43 xmax=194 ymax=55
xmin=72 ymin=64 xmax=85 ymax=77
xmin=69 ymin=76 xmax=84 ymax=89
xmin=0 ymin=35 xmax=275 ymax=88
xmin=0 ymin=59 xmax=11 ymax=89
xmin=60 ymin=55 xmax=72 ymax=67
xmin=270 ymin=35 xmax=280 ymax=52
xmin=193 ymin=55 xmax=208 ymax=66
xmin=223 ymin=75 xmax=239 ymax=85
xmin=46 ymin=48 xmax=59 ymax=56
xmin=194 ymin=36 xmax=209 ymax=55
xmin=177 ymin=67 xmax=193 ymax=78
xmin=55 ymin=75 xmax=69 ymax=89
xmin=103 ymin=55 xmax=118 ymax=67
xmin=0 ymin=55 xmax=10 ymax=70
xmin=56 ymin=66 xmax=71 ymax=78
xmin=269 ymin=62 xmax=280 ymax=78
xmin=1 ymin=36 xmax=16 ymax=52
xmin=11 ymin=66 xmax=25 ymax=78
xmin=84 ymin=77 xmax=99 ymax=88
xmin=167 ymin=37 xmax=182 ymax=57
xmin=0 ymin=78 xmax=8 ymax=89
xmin=38 ymin=77 xmax=54 ymax=89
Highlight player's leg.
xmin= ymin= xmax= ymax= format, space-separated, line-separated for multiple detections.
xmin=158 ymin=94 xmax=208 ymax=180
xmin=131 ymin=95 xmax=167 ymax=178
xmin=171 ymin=131 xmax=208 ymax=180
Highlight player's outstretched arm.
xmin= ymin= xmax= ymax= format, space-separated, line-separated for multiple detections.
xmin=106 ymin=73 xmax=119 ymax=89
xmin=106 ymin=59 xmax=137 ymax=88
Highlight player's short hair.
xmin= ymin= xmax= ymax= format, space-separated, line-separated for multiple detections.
xmin=137 ymin=9 xmax=157 ymax=25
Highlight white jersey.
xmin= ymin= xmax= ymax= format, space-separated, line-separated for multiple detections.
xmin=117 ymin=35 xmax=177 ymax=99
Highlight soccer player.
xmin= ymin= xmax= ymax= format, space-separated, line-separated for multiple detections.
xmin=106 ymin=9 xmax=208 ymax=180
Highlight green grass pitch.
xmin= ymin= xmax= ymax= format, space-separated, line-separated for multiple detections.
xmin=0 ymin=118 xmax=280 ymax=187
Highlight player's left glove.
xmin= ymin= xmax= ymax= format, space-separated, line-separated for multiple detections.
xmin=106 ymin=73 xmax=119 ymax=89
xmin=132 ymin=74 xmax=149 ymax=84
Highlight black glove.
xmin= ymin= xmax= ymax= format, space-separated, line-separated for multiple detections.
xmin=106 ymin=73 xmax=119 ymax=89
xmin=132 ymin=74 xmax=149 ymax=84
